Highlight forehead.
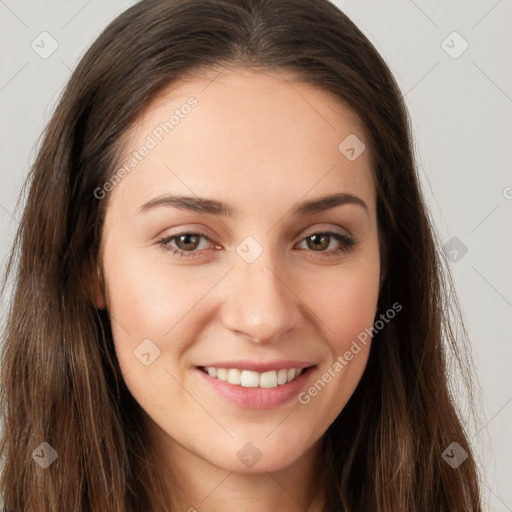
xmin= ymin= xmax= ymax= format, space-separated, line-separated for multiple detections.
xmin=107 ymin=67 xmax=375 ymax=218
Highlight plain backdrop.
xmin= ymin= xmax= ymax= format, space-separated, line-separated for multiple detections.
xmin=0 ymin=1 xmax=511 ymax=510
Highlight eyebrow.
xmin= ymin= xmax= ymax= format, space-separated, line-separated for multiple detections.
xmin=138 ymin=192 xmax=368 ymax=217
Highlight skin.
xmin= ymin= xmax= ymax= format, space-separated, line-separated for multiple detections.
xmin=92 ymin=67 xmax=381 ymax=511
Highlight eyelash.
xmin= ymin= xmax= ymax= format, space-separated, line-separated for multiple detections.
xmin=157 ymin=230 xmax=356 ymax=259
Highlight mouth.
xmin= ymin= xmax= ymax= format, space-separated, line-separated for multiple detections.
xmin=195 ymin=363 xmax=316 ymax=409
xmin=198 ymin=365 xmax=311 ymax=388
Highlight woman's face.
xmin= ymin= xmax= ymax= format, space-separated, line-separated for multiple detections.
xmin=95 ymin=67 xmax=381 ymax=474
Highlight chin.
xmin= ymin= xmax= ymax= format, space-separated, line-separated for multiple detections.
xmin=203 ymin=434 xmax=318 ymax=474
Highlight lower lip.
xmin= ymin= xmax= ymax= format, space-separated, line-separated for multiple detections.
xmin=195 ymin=367 xmax=315 ymax=409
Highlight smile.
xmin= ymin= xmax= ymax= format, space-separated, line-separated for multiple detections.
xmin=200 ymin=366 xmax=305 ymax=388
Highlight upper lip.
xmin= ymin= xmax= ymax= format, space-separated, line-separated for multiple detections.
xmin=198 ymin=360 xmax=315 ymax=372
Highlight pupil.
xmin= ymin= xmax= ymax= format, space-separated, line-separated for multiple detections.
xmin=179 ymin=234 xmax=198 ymax=249
xmin=309 ymin=234 xmax=328 ymax=251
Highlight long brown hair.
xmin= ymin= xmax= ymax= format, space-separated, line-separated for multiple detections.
xmin=1 ymin=0 xmax=482 ymax=510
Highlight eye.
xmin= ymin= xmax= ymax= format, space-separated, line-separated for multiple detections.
xmin=296 ymin=231 xmax=356 ymax=255
xmin=157 ymin=232 xmax=215 ymax=258
xmin=157 ymin=230 xmax=356 ymax=259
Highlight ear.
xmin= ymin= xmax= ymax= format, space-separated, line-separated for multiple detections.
xmin=82 ymin=258 xmax=107 ymax=310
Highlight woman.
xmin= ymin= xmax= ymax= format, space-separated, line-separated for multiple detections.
xmin=0 ymin=0 xmax=482 ymax=510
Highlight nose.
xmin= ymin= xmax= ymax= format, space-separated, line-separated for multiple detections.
xmin=219 ymin=247 xmax=303 ymax=344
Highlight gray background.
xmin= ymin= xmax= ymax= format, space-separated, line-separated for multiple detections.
xmin=0 ymin=1 xmax=510 ymax=510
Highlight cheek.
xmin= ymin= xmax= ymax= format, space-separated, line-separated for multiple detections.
xmin=307 ymin=256 xmax=380 ymax=353
xmin=102 ymin=249 xmax=220 ymax=368
xmin=101 ymin=254 xmax=204 ymax=414
xmin=296 ymin=283 xmax=376 ymax=436
xmin=330 ymin=272 xmax=379 ymax=350
xmin=297 ymin=250 xmax=380 ymax=415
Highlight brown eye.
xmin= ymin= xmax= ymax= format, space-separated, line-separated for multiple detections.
xmin=174 ymin=233 xmax=201 ymax=251
xmin=158 ymin=232 xmax=213 ymax=258
xmin=298 ymin=232 xmax=356 ymax=255
xmin=306 ymin=234 xmax=330 ymax=251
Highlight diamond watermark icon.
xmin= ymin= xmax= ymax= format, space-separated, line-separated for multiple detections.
xmin=441 ymin=31 xmax=469 ymax=59
xmin=236 ymin=236 xmax=263 ymax=264
xmin=338 ymin=134 xmax=366 ymax=161
xmin=31 ymin=31 xmax=59 ymax=59
xmin=32 ymin=442 xmax=58 ymax=469
xmin=444 ymin=236 xmax=468 ymax=263
xmin=134 ymin=338 xmax=161 ymax=366
xmin=237 ymin=442 xmax=262 ymax=468
xmin=442 ymin=442 xmax=468 ymax=468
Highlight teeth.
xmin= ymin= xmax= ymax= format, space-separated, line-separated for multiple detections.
xmin=204 ymin=366 xmax=306 ymax=388
xmin=277 ymin=368 xmax=288 ymax=385
xmin=259 ymin=370 xmax=277 ymax=388
xmin=227 ymin=368 xmax=241 ymax=385
xmin=240 ymin=370 xmax=259 ymax=388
